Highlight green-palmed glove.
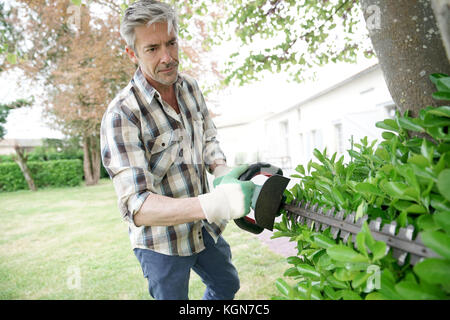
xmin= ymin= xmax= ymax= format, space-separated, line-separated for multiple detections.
xmin=198 ymin=164 xmax=256 ymax=224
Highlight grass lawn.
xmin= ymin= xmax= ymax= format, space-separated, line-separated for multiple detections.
xmin=0 ymin=179 xmax=289 ymax=300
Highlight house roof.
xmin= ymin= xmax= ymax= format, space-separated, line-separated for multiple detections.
xmin=215 ymin=111 xmax=275 ymax=129
xmin=215 ymin=62 xmax=381 ymax=128
xmin=265 ymin=63 xmax=381 ymax=121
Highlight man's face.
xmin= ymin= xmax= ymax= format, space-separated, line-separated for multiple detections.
xmin=127 ymin=21 xmax=179 ymax=89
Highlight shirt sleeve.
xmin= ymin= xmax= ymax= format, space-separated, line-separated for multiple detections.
xmin=100 ymin=109 xmax=155 ymax=225
xmin=191 ymin=80 xmax=227 ymax=174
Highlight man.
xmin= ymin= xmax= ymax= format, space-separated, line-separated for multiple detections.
xmin=100 ymin=0 xmax=255 ymax=300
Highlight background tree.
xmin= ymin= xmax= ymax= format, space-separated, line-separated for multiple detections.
xmin=3 ymin=0 xmax=133 ymax=186
xmin=431 ymin=0 xmax=450 ymax=60
xmin=47 ymin=4 xmax=135 ymax=185
xmin=212 ymin=0 xmax=374 ymax=85
xmin=360 ymin=0 xmax=450 ymax=117
xmin=0 ymin=2 xmax=26 ymax=71
xmin=3 ymin=0 xmax=228 ymax=185
xmin=208 ymin=0 xmax=450 ymax=117
xmin=0 ymin=98 xmax=36 ymax=191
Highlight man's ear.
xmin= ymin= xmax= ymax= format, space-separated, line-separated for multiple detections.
xmin=125 ymin=46 xmax=139 ymax=64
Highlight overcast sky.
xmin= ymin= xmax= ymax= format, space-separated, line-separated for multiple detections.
xmin=1 ymin=68 xmax=64 ymax=140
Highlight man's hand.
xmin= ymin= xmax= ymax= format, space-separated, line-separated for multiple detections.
xmin=199 ymin=164 xmax=255 ymax=224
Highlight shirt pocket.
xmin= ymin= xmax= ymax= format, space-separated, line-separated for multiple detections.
xmin=144 ymin=130 xmax=179 ymax=182
xmin=192 ymin=112 xmax=204 ymax=144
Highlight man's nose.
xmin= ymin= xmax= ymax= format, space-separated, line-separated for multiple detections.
xmin=160 ymin=47 xmax=173 ymax=64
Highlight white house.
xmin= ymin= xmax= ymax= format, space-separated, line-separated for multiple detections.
xmin=215 ymin=63 xmax=395 ymax=171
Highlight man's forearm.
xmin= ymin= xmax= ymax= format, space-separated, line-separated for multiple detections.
xmin=133 ymin=160 xmax=230 ymax=227
xmin=133 ymin=193 xmax=206 ymax=227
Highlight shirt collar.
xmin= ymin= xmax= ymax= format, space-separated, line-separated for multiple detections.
xmin=132 ymin=67 xmax=186 ymax=103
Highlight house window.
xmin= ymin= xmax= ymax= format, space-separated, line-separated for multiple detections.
xmin=299 ymin=133 xmax=304 ymax=162
xmin=279 ymin=120 xmax=289 ymax=156
xmin=334 ymin=123 xmax=344 ymax=155
xmin=304 ymin=131 xmax=311 ymax=161
xmin=277 ymin=120 xmax=291 ymax=168
xmin=311 ymin=129 xmax=323 ymax=152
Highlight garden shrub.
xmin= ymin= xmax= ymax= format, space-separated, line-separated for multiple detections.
xmin=273 ymin=73 xmax=450 ymax=300
xmin=0 ymin=159 xmax=83 ymax=192
xmin=27 ymin=149 xmax=84 ymax=162
xmin=0 ymin=154 xmax=14 ymax=163
xmin=0 ymin=142 xmax=109 ymax=179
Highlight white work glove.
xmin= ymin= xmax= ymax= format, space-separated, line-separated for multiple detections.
xmin=198 ymin=164 xmax=255 ymax=224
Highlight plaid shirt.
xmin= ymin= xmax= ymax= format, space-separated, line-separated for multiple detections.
xmin=100 ymin=67 xmax=227 ymax=256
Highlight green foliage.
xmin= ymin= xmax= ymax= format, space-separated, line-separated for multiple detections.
xmin=26 ymin=137 xmax=84 ymax=162
xmin=0 ymin=159 xmax=83 ymax=192
xmin=119 ymin=0 xmax=372 ymax=86
xmin=0 ymin=137 xmax=109 ymax=179
xmin=26 ymin=148 xmax=83 ymax=162
xmin=0 ymin=2 xmax=25 ymax=71
xmin=273 ymin=74 xmax=450 ymax=300
xmin=217 ymin=0 xmax=372 ymax=85
xmin=0 ymin=104 xmax=9 ymax=140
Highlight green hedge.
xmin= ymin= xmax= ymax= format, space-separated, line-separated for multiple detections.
xmin=0 ymin=159 xmax=83 ymax=192
xmin=0 ymin=151 xmax=83 ymax=163
xmin=0 ymin=153 xmax=109 ymax=179
xmin=27 ymin=150 xmax=84 ymax=162
xmin=273 ymin=73 xmax=450 ymax=300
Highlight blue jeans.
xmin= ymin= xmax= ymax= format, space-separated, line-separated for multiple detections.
xmin=133 ymin=227 xmax=240 ymax=300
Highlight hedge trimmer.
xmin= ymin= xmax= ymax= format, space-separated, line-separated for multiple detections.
xmin=235 ymin=162 xmax=439 ymax=266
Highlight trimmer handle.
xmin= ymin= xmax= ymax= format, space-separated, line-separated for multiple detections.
xmin=235 ymin=162 xmax=283 ymax=234
xmin=238 ymin=162 xmax=283 ymax=181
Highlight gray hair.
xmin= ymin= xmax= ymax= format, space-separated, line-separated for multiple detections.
xmin=120 ymin=0 xmax=178 ymax=51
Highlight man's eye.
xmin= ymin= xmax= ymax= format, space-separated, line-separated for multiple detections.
xmin=170 ymin=41 xmax=177 ymax=46
xmin=147 ymin=48 xmax=156 ymax=52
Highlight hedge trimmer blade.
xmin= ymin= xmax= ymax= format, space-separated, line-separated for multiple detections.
xmin=236 ymin=162 xmax=439 ymax=267
xmin=283 ymin=200 xmax=439 ymax=266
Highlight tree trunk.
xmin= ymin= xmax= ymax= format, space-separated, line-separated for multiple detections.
xmin=360 ymin=0 xmax=450 ymax=117
xmin=431 ymin=0 xmax=450 ymax=61
xmin=82 ymin=135 xmax=100 ymax=186
xmin=13 ymin=143 xmax=37 ymax=191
